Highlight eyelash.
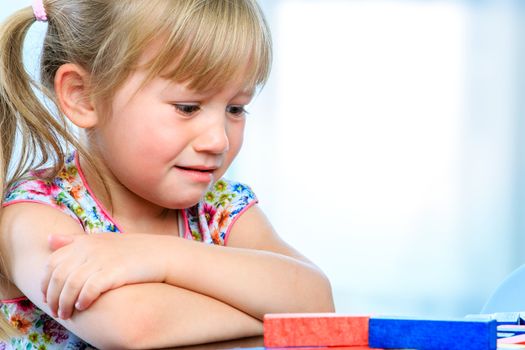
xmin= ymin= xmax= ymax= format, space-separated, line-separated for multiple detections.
xmin=226 ymin=105 xmax=249 ymax=117
xmin=173 ymin=104 xmax=249 ymax=118
xmin=174 ymin=104 xmax=200 ymax=115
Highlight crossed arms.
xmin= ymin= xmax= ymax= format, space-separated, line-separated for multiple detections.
xmin=0 ymin=203 xmax=334 ymax=349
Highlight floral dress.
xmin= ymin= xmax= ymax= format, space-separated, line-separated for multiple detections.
xmin=0 ymin=152 xmax=257 ymax=349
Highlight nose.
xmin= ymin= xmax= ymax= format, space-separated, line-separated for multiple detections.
xmin=193 ymin=116 xmax=230 ymax=155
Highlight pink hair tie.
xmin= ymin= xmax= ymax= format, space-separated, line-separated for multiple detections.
xmin=32 ymin=0 xmax=48 ymax=22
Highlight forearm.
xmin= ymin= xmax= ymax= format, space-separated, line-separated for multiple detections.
xmin=159 ymin=236 xmax=334 ymax=320
xmin=62 ymin=283 xmax=262 ymax=349
xmin=2 ymin=204 xmax=266 ymax=348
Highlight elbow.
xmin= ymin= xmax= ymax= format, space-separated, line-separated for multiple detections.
xmin=90 ymin=315 xmax=162 ymax=349
xmin=105 ymin=322 xmax=150 ymax=350
xmin=292 ymin=265 xmax=335 ymax=314
xmin=71 ymin=293 xmax=178 ymax=349
xmin=80 ymin=313 xmax=152 ymax=350
xmin=311 ymin=271 xmax=336 ymax=313
xmin=101 ymin=308 xmax=177 ymax=350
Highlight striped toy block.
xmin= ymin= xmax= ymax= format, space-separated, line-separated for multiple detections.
xmin=499 ymin=334 xmax=525 ymax=345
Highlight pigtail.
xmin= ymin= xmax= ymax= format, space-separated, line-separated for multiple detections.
xmin=0 ymin=6 xmax=67 ymax=203
xmin=0 ymin=0 xmax=114 ymax=221
xmin=0 ymin=7 xmax=47 ymax=340
xmin=0 ymin=6 xmax=81 ymax=339
xmin=0 ymin=7 xmax=33 ymax=204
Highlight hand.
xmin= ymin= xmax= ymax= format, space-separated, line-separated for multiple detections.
xmin=42 ymin=233 xmax=170 ymax=320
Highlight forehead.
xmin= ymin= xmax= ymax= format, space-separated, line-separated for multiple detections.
xmin=134 ymin=43 xmax=257 ymax=93
xmin=160 ymin=78 xmax=256 ymax=100
xmin=135 ymin=22 xmax=267 ymax=93
xmin=117 ymin=67 xmax=255 ymax=105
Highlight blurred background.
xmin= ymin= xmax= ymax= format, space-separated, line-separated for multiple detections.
xmin=2 ymin=0 xmax=525 ymax=318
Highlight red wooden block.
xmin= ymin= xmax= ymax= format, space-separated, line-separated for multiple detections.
xmin=263 ymin=313 xmax=370 ymax=348
xmin=266 ymin=347 xmax=380 ymax=350
xmin=499 ymin=334 xmax=525 ymax=344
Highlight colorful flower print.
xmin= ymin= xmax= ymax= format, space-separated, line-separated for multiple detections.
xmin=2 ymin=150 xmax=257 ymax=348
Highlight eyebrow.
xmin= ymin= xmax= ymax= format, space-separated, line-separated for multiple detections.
xmin=236 ymin=90 xmax=255 ymax=99
xmin=162 ymin=78 xmax=256 ymax=99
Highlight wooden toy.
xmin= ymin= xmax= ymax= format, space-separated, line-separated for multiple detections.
xmin=498 ymin=325 xmax=525 ymax=337
xmin=498 ymin=334 xmax=525 ymax=345
xmin=260 ymin=347 xmax=378 ymax=350
xmin=498 ymin=344 xmax=525 ymax=349
xmin=263 ymin=313 xmax=369 ymax=348
xmin=466 ymin=312 xmax=525 ymax=325
xmin=369 ymin=316 xmax=497 ymax=350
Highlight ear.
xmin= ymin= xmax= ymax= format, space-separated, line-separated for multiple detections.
xmin=54 ymin=63 xmax=98 ymax=128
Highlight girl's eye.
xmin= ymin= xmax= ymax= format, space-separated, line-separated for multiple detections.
xmin=227 ymin=105 xmax=248 ymax=118
xmin=174 ymin=104 xmax=200 ymax=116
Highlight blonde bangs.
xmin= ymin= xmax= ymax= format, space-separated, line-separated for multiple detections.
xmin=144 ymin=0 xmax=272 ymax=92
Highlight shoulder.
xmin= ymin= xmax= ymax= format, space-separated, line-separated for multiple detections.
xmin=2 ymin=153 xmax=115 ymax=232
xmin=224 ymin=200 xmax=313 ymax=264
xmin=3 ymin=154 xmax=78 ymax=211
xmin=3 ymin=174 xmax=83 ymax=228
xmin=203 ymin=178 xmax=257 ymax=215
xmin=0 ymin=202 xmax=86 ymax=290
xmin=185 ymin=178 xmax=258 ymax=245
xmin=0 ymin=203 xmax=85 ymax=253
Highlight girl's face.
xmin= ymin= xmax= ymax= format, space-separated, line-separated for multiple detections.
xmin=90 ymin=69 xmax=253 ymax=210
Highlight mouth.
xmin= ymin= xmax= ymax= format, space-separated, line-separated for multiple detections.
xmin=174 ymin=165 xmax=217 ymax=183
xmin=175 ymin=166 xmax=216 ymax=173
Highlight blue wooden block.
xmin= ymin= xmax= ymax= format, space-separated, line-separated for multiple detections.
xmin=369 ymin=316 xmax=497 ymax=350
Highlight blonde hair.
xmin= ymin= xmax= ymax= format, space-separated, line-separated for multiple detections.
xmin=0 ymin=0 xmax=271 ymax=339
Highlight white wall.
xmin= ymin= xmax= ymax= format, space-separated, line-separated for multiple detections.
xmin=238 ymin=0 xmax=524 ymax=317
xmin=2 ymin=0 xmax=524 ymax=318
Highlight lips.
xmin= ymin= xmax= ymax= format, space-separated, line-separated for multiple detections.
xmin=175 ymin=166 xmax=217 ymax=172
xmin=174 ymin=165 xmax=217 ymax=183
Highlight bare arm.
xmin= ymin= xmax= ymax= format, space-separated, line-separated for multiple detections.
xmin=66 ymin=283 xmax=262 ymax=349
xmin=163 ymin=204 xmax=335 ymax=319
xmin=2 ymin=202 xmax=334 ymax=348
xmin=0 ymin=203 xmax=261 ymax=349
xmin=43 ymin=205 xmax=334 ymax=321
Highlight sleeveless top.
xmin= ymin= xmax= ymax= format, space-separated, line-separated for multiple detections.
xmin=0 ymin=152 xmax=257 ymax=349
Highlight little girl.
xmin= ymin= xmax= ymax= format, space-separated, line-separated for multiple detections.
xmin=0 ymin=0 xmax=334 ymax=349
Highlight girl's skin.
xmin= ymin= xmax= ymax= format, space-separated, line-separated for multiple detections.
xmin=0 ymin=46 xmax=334 ymax=348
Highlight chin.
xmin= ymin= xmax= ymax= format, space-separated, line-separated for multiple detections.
xmin=161 ymin=195 xmax=204 ymax=210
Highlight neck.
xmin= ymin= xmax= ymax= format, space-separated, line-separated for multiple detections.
xmin=77 ymin=151 xmax=179 ymax=234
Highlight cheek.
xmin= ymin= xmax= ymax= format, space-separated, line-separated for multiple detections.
xmin=112 ymin=115 xmax=175 ymax=156
xmin=227 ymin=123 xmax=245 ymax=159
xmin=228 ymin=122 xmax=245 ymax=156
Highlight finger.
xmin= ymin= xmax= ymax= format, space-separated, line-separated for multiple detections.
xmin=45 ymin=263 xmax=77 ymax=318
xmin=41 ymin=263 xmax=52 ymax=304
xmin=48 ymin=234 xmax=75 ymax=251
xmin=41 ymin=248 xmax=74 ymax=302
xmin=76 ymin=269 xmax=123 ymax=311
xmin=57 ymin=264 xmax=97 ymax=320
